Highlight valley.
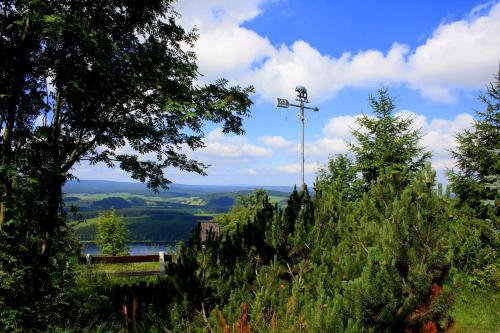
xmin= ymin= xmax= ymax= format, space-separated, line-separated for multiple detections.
xmin=65 ymin=180 xmax=291 ymax=242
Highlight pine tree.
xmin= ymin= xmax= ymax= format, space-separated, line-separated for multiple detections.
xmin=448 ymin=71 xmax=500 ymax=220
xmin=316 ymin=154 xmax=361 ymax=201
xmin=350 ymin=88 xmax=431 ymax=185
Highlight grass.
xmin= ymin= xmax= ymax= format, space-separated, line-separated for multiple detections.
xmin=165 ymin=196 xmax=207 ymax=206
xmin=452 ymin=286 xmax=500 ymax=333
xmin=70 ymin=192 xmax=171 ymax=201
xmin=194 ymin=212 xmax=218 ymax=217
xmin=68 ymin=192 xmax=206 ymax=205
xmin=268 ymin=194 xmax=288 ymax=203
xmin=84 ymin=261 xmax=159 ymax=272
xmin=77 ymin=262 xmax=165 ymax=285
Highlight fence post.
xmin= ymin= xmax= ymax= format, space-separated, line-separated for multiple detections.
xmin=159 ymin=251 xmax=165 ymax=277
xmin=86 ymin=253 xmax=92 ymax=266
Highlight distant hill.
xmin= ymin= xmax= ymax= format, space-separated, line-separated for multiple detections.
xmin=63 ymin=179 xmax=293 ymax=196
xmin=67 ymin=180 xmax=294 ymax=242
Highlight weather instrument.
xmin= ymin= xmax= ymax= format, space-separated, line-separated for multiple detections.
xmin=276 ymin=86 xmax=319 ymax=189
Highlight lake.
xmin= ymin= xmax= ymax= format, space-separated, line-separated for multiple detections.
xmin=81 ymin=242 xmax=178 ymax=255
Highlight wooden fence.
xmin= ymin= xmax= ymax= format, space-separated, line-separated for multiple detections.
xmin=80 ymin=252 xmax=172 ymax=277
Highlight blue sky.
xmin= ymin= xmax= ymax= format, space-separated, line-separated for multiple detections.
xmin=75 ymin=0 xmax=500 ymax=186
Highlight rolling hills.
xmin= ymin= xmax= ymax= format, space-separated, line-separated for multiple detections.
xmin=66 ymin=180 xmax=292 ymax=242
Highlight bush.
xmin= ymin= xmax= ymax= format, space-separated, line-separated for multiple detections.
xmin=96 ymin=209 xmax=128 ymax=256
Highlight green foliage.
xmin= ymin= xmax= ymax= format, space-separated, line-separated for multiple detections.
xmin=446 ymin=209 xmax=499 ymax=289
xmin=214 ymin=189 xmax=270 ymax=234
xmin=316 ymin=154 xmax=362 ymax=201
xmin=96 ymin=209 xmax=128 ymax=256
xmin=0 ymin=174 xmax=80 ymax=332
xmin=53 ymin=87 xmax=499 ymax=332
xmin=1 ymin=1 xmax=253 ymax=330
xmin=56 ymin=169 xmax=498 ymax=332
xmin=448 ymin=71 xmax=500 ymax=220
xmin=445 ymin=73 xmax=500 ymax=290
xmin=131 ymin=167 xmax=455 ymax=332
xmin=74 ymin=210 xmax=209 ymax=242
xmin=350 ymin=87 xmax=431 ymax=185
xmin=5 ymin=0 xmax=252 ymax=191
xmin=92 ymin=197 xmax=132 ymax=209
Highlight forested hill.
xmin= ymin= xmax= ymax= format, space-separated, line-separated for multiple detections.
xmin=64 ymin=179 xmax=293 ymax=196
xmin=65 ymin=180 xmax=294 ymax=242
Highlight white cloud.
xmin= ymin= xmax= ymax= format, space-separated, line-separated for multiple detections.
xmin=175 ymin=0 xmax=266 ymax=30
xmin=275 ymin=162 xmax=321 ymax=174
xmin=323 ymin=115 xmax=361 ymax=139
xmin=421 ymin=113 xmax=474 ymax=169
xmin=248 ymin=41 xmax=410 ymax=102
xmin=177 ymin=1 xmax=500 ymax=103
xmin=197 ymin=128 xmax=273 ymax=160
xmin=396 ymin=110 xmax=428 ymax=131
xmin=286 ymin=111 xmax=474 ymax=172
xmin=246 ymin=168 xmax=258 ymax=175
xmin=175 ymin=0 xmax=274 ymax=79
xmin=408 ymin=3 xmax=500 ymax=102
xmin=259 ymin=135 xmax=293 ymax=148
xmin=301 ymin=138 xmax=350 ymax=158
xmin=285 ymin=114 xmax=360 ymax=159
xmin=194 ymin=27 xmax=274 ymax=78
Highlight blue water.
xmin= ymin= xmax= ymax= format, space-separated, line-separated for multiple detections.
xmin=81 ymin=242 xmax=177 ymax=255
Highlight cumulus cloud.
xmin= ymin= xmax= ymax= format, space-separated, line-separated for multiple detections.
xmin=259 ymin=135 xmax=293 ymax=148
xmin=408 ymin=3 xmax=500 ymax=102
xmin=298 ymin=138 xmax=350 ymax=159
xmin=280 ymin=111 xmax=474 ymax=173
xmin=191 ymin=25 xmax=273 ymax=79
xmin=421 ymin=113 xmax=474 ymax=169
xmin=175 ymin=0 xmax=274 ymax=79
xmin=394 ymin=110 xmax=475 ymax=167
xmin=177 ymin=0 xmax=500 ymax=103
xmin=274 ymin=162 xmax=321 ymax=174
xmin=196 ymin=128 xmax=273 ymax=160
xmin=246 ymin=168 xmax=258 ymax=175
xmin=323 ymin=115 xmax=361 ymax=140
xmin=250 ymin=42 xmax=410 ymax=102
xmin=175 ymin=0 xmax=266 ymax=30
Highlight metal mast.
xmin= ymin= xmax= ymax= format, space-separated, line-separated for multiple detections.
xmin=277 ymin=86 xmax=319 ymax=189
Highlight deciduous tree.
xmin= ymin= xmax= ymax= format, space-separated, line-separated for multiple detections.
xmin=0 ymin=1 xmax=252 ymax=330
xmin=1 ymin=0 xmax=253 ymax=237
xmin=96 ymin=209 xmax=127 ymax=256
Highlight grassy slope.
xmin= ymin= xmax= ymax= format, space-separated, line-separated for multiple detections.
xmin=452 ymin=287 xmax=499 ymax=333
xmin=69 ymin=192 xmax=198 ymax=203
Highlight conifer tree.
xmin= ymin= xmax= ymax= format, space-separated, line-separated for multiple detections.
xmin=316 ymin=154 xmax=360 ymax=201
xmin=448 ymin=71 xmax=500 ymax=219
xmin=350 ymin=88 xmax=431 ymax=185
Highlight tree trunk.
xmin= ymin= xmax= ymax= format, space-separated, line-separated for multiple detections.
xmin=40 ymin=92 xmax=64 ymax=259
